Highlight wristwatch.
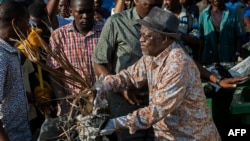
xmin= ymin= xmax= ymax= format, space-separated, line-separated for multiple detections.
xmin=215 ymin=77 xmax=222 ymax=85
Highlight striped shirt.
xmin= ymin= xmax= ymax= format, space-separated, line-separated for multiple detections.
xmin=47 ymin=21 xmax=103 ymax=95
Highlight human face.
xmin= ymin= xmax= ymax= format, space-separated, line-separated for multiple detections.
xmin=94 ymin=0 xmax=102 ymax=10
xmin=163 ymin=0 xmax=171 ymax=9
xmin=179 ymin=0 xmax=186 ymax=5
xmin=58 ymin=0 xmax=67 ymax=17
xmin=134 ymin=0 xmax=163 ymax=18
xmin=71 ymin=0 xmax=94 ymax=31
xmin=139 ymin=26 xmax=166 ymax=56
xmin=246 ymin=0 xmax=250 ymax=7
xmin=209 ymin=0 xmax=225 ymax=7
xmin=125 ymin=0 xmax=132 ymax=9
xmin=163 ymin=0 xmax=180 ymax=11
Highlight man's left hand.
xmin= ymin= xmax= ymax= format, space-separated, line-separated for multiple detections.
xmin=100 ymin=119 xmax=117 ymax=136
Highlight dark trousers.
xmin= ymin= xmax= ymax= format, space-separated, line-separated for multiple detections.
xmin=109 ymin=127 xmax=155 ymax=141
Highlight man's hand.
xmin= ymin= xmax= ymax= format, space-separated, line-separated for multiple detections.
xmin=35 ymin=96 xmax=54 ymax=115
xmin=219 ymin=76 xmax=248 ymax=88
xmin=122 ymin=90 xmax=140 ymax=106
xmin=121 ymin=86 xmax=149 ymax=106
xmin=100 ymin=119 xmax=118 ymax=136
xmin=34 ymin=86 xmax=54 ymax=115
xmin=92 ymin=76 xmax=105 ymax=93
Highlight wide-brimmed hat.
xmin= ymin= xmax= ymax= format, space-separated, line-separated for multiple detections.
xmin=136 ymin=7 xmax=180 ymax=39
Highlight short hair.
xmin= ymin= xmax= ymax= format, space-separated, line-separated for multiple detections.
xmin=28 ymin=2 xmax=47 ymax=19
xmin=0 ymin=1 xmax=28 ymax=25
xmin=70 ymin=0 xmax=94 ymax=8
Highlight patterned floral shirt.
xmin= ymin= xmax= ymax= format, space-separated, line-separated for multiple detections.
xmin=47 ymin=21 xmax=103 ymax=95
xmin=0 ymin=39 xmax=31 ymax=141
xmin=101 ymin=42 xmax=221 ymax=140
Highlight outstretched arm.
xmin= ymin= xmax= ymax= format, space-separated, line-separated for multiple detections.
xmin=46 ymin=0 xmax=59 ymax=29
xmin=195 ymin=61 xmax=248 ymax=88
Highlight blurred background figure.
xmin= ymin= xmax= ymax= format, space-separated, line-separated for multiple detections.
xmin=163 ymin=0 xmax=200 ymax=61
xmin=225 ymin=0 xmax=245 ymax=29
xmin=94 ymin=0 xmax=111 ymax=22
xmin=225 ymin=0 xmax=243 ymax=9
xmin=56 ymin=0 xmax=73 ymax=27
xmin=240 ymin=0 xmax=250 ymax=58
xmin=111 ymin=0 xmax=135 ymax=15
xmin=199 ymin=0 xmax=244 ymax=66
xmin=196 ymin=0 xmax=209 ymax=14
xmin=58 ymin=0 xmax=74 ymax=21
xmin=28 ymin=1 xmax=58 ymax=43
xmin=124 ymin=0 xmax=134 ymax=9
xmin=199 ymin=0 xmax=245 ymax=139
xmin=179 ymin=0 xmax=200 ymax=18
xmin=57 ymin=0 xmax=70 ymax=18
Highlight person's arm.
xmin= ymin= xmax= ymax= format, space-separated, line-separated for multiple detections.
xmin=92 ymin=17 xmax=115 ymax=78
xmin=113 ymin=0 xmax=125 ymax=14
xmin=46 ymin=0 xmax=59 ymax=29
xmin=195 ymin=61 xmax=247 ymax=88
xmin=180 ymin=34 xmax=199 ymax=46
xmin=0 ymin=120 xmax=9 ymax=141
xmin=93 ymin=62 xmax=110 ymax=77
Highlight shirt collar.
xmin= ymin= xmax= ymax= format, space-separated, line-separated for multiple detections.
xmin=205 ymin=5 xmax=229 ymax=14
xmin=132 ymin=7 xmax=141 ymax=26
xmin=153 ymin=41 xmax=176 ymax=66
xmin=67 ymin=20 xmax=103 ymax=36
xmin=0 ymin=38 xmax=19 ymax=53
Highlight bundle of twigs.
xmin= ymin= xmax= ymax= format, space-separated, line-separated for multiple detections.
xmin=11 ymin=26 xmax=98 ymax=140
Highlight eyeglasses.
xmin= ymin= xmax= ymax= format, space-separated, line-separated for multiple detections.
xmin=140 ymin=33 xmax=154 ymax=40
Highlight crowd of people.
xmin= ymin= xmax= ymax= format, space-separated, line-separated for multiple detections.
xmin=0 ymin=0 xmax=249 ymax=141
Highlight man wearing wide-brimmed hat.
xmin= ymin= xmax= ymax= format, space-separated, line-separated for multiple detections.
xmin=96 ymin=7 xmax=221 ymax=140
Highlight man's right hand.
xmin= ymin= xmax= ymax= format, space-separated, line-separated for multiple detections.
xmin=121 ymin=86 xmax=148 ymax=106
xmin=122 ymin=90 xmax=140 ymax=106
xmin=219 ymin=76 xmax=249 ymax=88
xmin=34 ymin=86 xmax=54 ymax=115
